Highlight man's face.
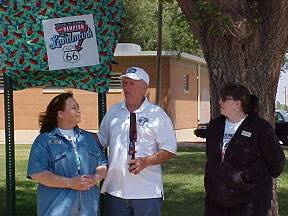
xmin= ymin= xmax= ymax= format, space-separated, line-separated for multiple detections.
xmin=121 ymin=77 xmax=147 ymax=104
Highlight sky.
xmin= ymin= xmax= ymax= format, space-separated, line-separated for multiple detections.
xmin=276 ymin=71 xmax=288 ymax=105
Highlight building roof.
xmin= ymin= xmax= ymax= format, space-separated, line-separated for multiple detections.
xmin=114 ymin=43 xmax=206 ymax=65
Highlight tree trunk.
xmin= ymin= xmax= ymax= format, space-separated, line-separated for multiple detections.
xmin=176 ymin=0 xmax=288 ymax=215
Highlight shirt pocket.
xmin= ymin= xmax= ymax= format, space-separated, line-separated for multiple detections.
xmin=53 ymin=151 xmax=68 ymax=175
xmin=137 ymin=122 xmax=158 ymax=156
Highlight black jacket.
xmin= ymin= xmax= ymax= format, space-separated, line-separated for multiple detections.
xmin=204 ymin=113 xmax=285 ymax=207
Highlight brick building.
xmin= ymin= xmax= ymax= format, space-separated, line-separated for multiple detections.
xmin=0 ymin=43 xmax=210 ymax=143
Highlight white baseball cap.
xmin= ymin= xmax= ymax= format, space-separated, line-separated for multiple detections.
xmin=119 ymin=67 xmax=149 ymax=85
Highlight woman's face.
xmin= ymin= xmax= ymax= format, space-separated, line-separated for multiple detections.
xmin=219 ymin=96 xmax=241 ymax=118
xmin=58 ymin=97 xmax=81 ymax=128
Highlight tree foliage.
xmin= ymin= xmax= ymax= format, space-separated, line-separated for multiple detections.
xmin=119 ymin=0 xmax=202 ymax=56
xmin=281 ymin=51 xmax=288 ymax=73
xmin=177 ymin=0 xmax=288 ymax=120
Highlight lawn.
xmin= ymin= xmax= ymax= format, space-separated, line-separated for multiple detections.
xmin=0 ymin=145 xmax=287 ymax=216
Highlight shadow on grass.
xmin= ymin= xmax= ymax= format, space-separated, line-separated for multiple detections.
xmin=162 ymin=187 xmax=204 ymax=216
xmin=0 ymin=186 xmax=6 ymax=215
xmin=278 ymin=155 xmax=288 ymax=216
xmin=15 ymin=180 xmax=37 ymax=216
xmin=279 ymin=188 xmax=288 ymax=216
xmin=0 ymin=180 xmax=37 ymax=216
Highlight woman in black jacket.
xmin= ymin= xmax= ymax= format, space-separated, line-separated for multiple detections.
xmin=204 ymin=83 xmax=285 ymax=216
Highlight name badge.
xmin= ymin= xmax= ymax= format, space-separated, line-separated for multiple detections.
xmin=50 ymin=138 xmax=61 ymax=144
xmin=241 ymin=130 xmax=252 ymax=138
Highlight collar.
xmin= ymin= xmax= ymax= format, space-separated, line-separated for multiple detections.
xmin=50 ymin=127 xmax=82 ymax=137
xmin=221 ymin=112 xmax=257 ymax=136
xmin=121 ymin=97 xmax=150 ymax=113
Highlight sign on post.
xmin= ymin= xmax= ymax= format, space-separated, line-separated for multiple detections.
xmin=42 ymin=14 xmax=100 ymax=71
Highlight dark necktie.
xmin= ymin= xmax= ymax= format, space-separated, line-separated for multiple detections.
xmin=129 ymin=112 xmax=137 ymax=159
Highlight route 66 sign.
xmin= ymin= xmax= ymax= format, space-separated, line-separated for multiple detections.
xmin=42 ymin=14 xmax=100 ymax=71
xmin=63 ymin=46 xmax=80 ymax=63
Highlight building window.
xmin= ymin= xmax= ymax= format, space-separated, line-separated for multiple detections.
xmin=183 ymin=74 xmax=190 ymax=93
xmin=109 ymin=72 xmax=122 ymax=89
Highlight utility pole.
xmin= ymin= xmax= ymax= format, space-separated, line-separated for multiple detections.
xmin=156 ymin=0 xmax=163 ymax=105
xmin=285 ymin=86 xmax=287 ymax=111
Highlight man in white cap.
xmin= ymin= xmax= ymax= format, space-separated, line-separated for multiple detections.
xmin=98 ymin=66 xmax=177 ymax=216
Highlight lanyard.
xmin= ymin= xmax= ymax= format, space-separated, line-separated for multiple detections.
xmin=68 ymin=136 xmax=81 ymax=173
xmin=128 ymin=112 xmax=137 ymax=159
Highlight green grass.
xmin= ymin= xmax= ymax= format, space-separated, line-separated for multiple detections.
xmin=0 ymin=145 xmax=37 ymax=216
xmin=0 ymin=145 xmax=287 ymax=216
xmin=277 ymin=148 xmax=288 ymax=216
xmin=162 ymin=148 xmax=206 ymax=216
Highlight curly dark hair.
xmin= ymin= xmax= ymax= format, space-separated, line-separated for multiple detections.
xmin=39 ymin=91 xmax=73 ymax=133
xmin=220 ymin=83 xmax=258 ymax=114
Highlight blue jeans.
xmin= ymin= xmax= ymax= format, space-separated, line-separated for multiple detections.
xmin=104 ymin=193 xmax=162 ymax=216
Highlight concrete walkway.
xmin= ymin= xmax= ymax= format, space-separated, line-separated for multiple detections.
xmin=1 ymin=128 xmax=206 ymax=146
xmin=175 ymin=128 xmax=206 ymax=148
xmin=2 ymin=129 xmax=288 ymax=150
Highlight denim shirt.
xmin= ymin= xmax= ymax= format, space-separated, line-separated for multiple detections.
xmin=27 ymin=128 xmax=107 ymax=216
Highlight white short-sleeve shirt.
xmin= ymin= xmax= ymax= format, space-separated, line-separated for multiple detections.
xmin=98 ymin=98 xmax=177 ymax=199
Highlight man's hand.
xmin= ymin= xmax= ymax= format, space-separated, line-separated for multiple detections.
xmin=128 ymin=150 xmax=175 ymax=175
xmin=128 ymin=158 xmax=147 ymax=175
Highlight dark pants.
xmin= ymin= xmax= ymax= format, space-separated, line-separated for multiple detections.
xmin=204 ymin=196 xmax=270 ymax=216
xmin=104 ymin=193 xmax=162 ymax=216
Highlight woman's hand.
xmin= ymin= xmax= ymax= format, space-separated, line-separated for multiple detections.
xmin=79 ymin=166 xmax=107 ymax=188
xmin=69 ymin=176 xmax=93 ymax=191
xmin=31 ymin=171 xmax=91 ymax=191
xmin=79 ymin=175 xmax=100 ymax=188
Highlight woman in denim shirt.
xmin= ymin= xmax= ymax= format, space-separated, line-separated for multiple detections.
xmin=27 ymin=92 xmax=107 ymax=216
